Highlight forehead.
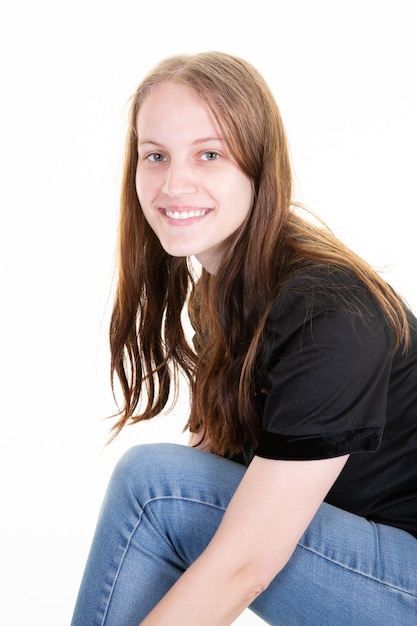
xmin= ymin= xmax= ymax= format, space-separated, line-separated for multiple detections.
xmin=136 ymin=82 xmax=222 ymax=138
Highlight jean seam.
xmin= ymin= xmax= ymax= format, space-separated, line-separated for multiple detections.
xmin=143 ymin=495 xmax=228 ymax=511
xmin=100 ymin=496 xmax=227 ymax=625
xmin=298 ymin=543 xmax=417 ymax=599
xmin=141 ymin=496 xmax=228 ymax=556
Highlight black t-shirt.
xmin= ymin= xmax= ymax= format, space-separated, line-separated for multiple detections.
xmin=252 ymin=268 xmax=417 ymax=538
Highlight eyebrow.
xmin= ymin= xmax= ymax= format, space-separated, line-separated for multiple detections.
xmin=138 ymin=136 xmax=225 ymax=147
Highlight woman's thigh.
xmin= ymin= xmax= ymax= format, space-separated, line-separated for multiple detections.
xmin=71 ymin=443 xmax=417 ymax=625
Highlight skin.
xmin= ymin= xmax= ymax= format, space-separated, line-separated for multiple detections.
xmin=135 ymin=81 xmax=253 ymax=274
xmin=136 ymin=81 xmax=350 ymax=625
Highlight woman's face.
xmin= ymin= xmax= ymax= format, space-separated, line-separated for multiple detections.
xmin=135 ymin=82 xmax=253 ymax=273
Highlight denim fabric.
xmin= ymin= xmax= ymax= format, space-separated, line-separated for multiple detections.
xmin=71 ymin=443 xmax=417 ymax=625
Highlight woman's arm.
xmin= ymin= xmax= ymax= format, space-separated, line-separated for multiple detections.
xmin=140 ymin=453 xmax=349 ymax=626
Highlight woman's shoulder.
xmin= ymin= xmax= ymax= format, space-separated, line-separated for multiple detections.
xmin=268 ymin=265 xmax=380 ymax=321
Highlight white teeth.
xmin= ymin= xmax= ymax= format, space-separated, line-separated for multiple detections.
xmin=165 ymin=210 xmax=207 ymax=220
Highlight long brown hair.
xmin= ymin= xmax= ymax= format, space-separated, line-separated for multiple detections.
xmin=109 ymin=51 xmax=409 ymax=455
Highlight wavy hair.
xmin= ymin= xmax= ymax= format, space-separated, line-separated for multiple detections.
xmin=109 ymin=51 xmax=409 ymax=455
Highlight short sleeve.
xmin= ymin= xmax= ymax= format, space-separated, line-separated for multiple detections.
xmin=254 ymin=272 xmax=394 ymax=461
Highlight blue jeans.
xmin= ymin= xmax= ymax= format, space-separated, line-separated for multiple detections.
xmin=71 ymin=443 xmax=417 ymax=625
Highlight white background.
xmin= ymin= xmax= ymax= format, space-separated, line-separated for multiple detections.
xmin=0 ymin=1 xmax=416 ymax=624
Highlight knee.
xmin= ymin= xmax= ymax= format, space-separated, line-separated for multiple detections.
xmin=109 ymin=443 xmax=190 ymax=504
xmin=115 ymin=442 xmax=186 ymax=475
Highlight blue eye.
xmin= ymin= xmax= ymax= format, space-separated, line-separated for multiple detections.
xmin=201 ymin=151 xmax=220 ymax=161
xmin=147 ymin=153 xmax=166 ymax=162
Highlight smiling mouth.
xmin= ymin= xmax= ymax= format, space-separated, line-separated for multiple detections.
xmin=164 ymin=209 xmax=208 ymax=220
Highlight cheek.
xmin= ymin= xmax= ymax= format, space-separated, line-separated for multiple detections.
xmin=134 ymin=169 xmax=141 ymax=198
xmin=135 ymin=175 xmax=151 ymax=227
xmin=136 ymin=169 xmax=161 ymax=207
xmin=219 ymin=169 xmax=253 ymax=209
xmin=234 ymin=174 xmax=254 ymax=219
xmin=135 ymin=170 xmax=150 ymax=207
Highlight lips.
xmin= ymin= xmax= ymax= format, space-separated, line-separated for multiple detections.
xmin=165 ymin=209 xmax=208 ymax=220
xmin=161 ymin=207 xmax=211 ymax=221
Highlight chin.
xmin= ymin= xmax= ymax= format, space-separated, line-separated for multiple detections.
xmin=161 ymin=244 xmax=193 ymax=258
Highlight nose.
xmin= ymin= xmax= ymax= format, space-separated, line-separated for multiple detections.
xmin=162 ymin=159 xmax=198 ymax=196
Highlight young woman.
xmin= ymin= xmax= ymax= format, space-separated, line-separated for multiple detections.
xmin=70 ymin=52 xmax=417 ymax=625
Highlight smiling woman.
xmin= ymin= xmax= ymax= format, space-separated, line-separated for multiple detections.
xmin=135 ymin=82 xmax=253 ymax=272
xmin=70 ymin=51 xmax=417 ymax=626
